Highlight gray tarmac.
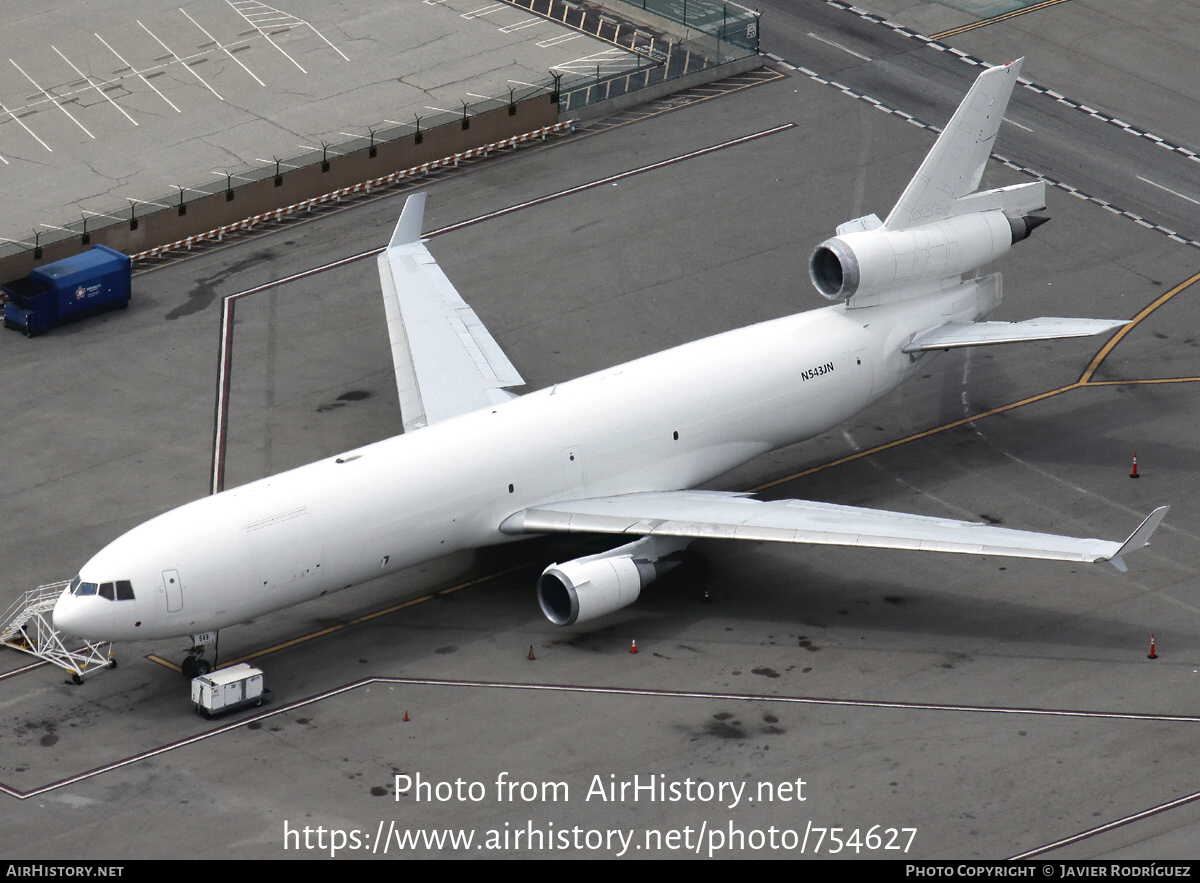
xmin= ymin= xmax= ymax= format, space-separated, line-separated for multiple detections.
xmin=0 ymin=0 xmax=634 ymax=252
xmin=4 ymin=4 xmax=1200 ymax=863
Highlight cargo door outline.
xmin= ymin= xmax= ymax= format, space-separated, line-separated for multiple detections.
xmin=163 ymin=569 xmax=184 ymax=613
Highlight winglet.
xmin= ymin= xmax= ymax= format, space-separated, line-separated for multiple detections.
xmin=1104 ymin=505 xmax=1169 ymax=573
xmin=390 ymin=192 xmax=426 ymax=247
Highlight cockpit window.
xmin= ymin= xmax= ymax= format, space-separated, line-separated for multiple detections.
xmin=70 ymin=577 xmax=134 ymax=600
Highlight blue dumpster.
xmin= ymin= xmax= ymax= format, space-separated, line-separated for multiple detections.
xmin=3 ymin=245 xmax=132 ymax=336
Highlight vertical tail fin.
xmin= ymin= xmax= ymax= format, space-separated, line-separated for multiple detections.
xmin=884 ymin=59 xmax=1026 ymax=231
xmin=808 ymin=59 xmax=1051 ymax=307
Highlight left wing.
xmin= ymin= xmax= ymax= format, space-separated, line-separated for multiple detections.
xmin=379 ymin=193 xmax=525 ymax=432
xmin=500 ymin=491 xmax=1167 ymax=572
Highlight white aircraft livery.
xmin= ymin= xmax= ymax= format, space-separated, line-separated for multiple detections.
xmin=54 ymin=59 xmax=1167 ymax=676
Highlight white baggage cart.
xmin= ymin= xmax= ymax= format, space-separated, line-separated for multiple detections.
xmin=191 ymin=663 xmax=270 ymax=717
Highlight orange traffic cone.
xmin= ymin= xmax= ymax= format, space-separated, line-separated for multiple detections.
xmin=1131 ymin=453 xmax=1140 ymax=479
xmin=1148 ymin=634 xmax=1157 ymax=660
xmin=630 ymin=639 xmax=638 ymax=654
xmin=527 ymin=645 xmax=536 ymax=661
xmin=403 ymin=710 xmax=410 ymax=721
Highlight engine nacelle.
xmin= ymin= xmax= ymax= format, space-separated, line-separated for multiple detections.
xmin=538 ymin=555 xmax=653 ymax=626
xmin=537 ymin=537 xmax=688 ymax=625
xmin=809 ymin=210 xmax=1026 ymax=303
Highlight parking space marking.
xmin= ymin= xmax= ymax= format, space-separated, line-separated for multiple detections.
xmin=139 ymin=20 xmax=224 ymax=101
xmin=499 ymin=17 xmax=542 ymax=33
xmin=10 ymin=59 xmax=95 ymax=139
xmin=180 ymin=8 xmax=266 ymax=88
xmin=227 ymin=0 xmax=349 ymax=61
xmin=551 ymin=47 xmax=642 ymax=75
xmin=52 ymin=45 xmax=139 ymax=127
xmin=462 ymin=4 xmax=505 ymax=19
xmin=94 ymin=32 xmax=182 ymax=114
xmin=537 ymin=32 xmax=581 ymax=47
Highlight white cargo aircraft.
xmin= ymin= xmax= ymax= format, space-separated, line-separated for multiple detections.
xmin=55 ymin=60 xmax=1166 ymax=676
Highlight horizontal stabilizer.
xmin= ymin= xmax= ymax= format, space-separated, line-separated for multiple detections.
xmin=902 ymin=317 xmax=1128 ymax=353
xmin=379 ymin=193 xmax=525 ymax=432
xmin=501 ymin=491 xmax=1163 ymax=569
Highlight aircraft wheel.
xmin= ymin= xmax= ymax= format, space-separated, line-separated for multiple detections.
xmin=194 ymin=659 xmax=212 ymax=677
xmin=181 ymin=655 xmax=198 ymax=678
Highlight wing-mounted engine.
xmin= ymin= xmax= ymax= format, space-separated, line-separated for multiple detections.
xmin=809 ymin=58 xmax=1051 ymax=309
xmin=537 ymin=536 xmax=689 ymax=626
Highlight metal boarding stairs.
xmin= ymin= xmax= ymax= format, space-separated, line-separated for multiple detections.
xmin=1 ymin=581 xmax=113 ymax=682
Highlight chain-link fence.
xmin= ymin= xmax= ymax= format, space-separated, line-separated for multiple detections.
xmin=618 ymin=0 xmax=760 ymax=52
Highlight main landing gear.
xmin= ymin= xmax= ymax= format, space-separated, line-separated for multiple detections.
xmin=180 ymin=631 xmax=217 ymax=679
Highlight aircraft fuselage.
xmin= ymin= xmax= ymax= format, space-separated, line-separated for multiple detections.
xmin=54 ymin=279 xmax=989 ymax=642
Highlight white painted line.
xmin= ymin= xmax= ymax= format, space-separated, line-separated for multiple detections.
xmin=259 ymin=29 xmax=307 ymax=72
xmin=806 ymin=32 xmax=871 ymax=61
xmin=1004 ymin=116 xmax=1032 ymax=132
xmin=226 ymin=1 xmax=309 ymax=72
xmin=53 ymin=45 xmax=139 ymax=126
xmin=82 ymin=210 xmax=126 ymax=221
xmin=537 ymin=33 xmax=581 ymax=48
xmin=180 ymin=8 xmax=266 ymax=87
xmin=466 ymin=91 xmax=504 ymax=102
xmin=1 ymin=99 xmax=52 ymax=151
xmin=499 ymin=18 xmax=541 ymax=33
xmin=10 ymin=59 xmax=95 ymax=138
xmin=297 ymin=144 xmax=341 ymax=156
xmin=139 ymin=21 xmax=224 ymax=101
xmin=1137 ymin=175 xmax=1200 ymax=206
xmin=127 ymin=197 xmax=173 ymax=208
xmin=461 ymin=3 xmax=504 ymax=19
xmin=424 ymin=105 xmax=458 ymax=115
xmin=301 ymin=19 xmax=349 ymax=61
xmin=254 ymin=157 xmax=299 ymax=168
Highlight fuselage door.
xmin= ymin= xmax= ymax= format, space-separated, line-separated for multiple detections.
xmin=163 ymin=569 xmax=184 ymax=612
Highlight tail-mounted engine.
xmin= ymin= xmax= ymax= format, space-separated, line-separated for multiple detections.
xmin=809 ymin=211 xmax=1048 ymax=307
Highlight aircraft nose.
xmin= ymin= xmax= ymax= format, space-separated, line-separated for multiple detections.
xmin=52 ymin=591 xmax=83 ymax=637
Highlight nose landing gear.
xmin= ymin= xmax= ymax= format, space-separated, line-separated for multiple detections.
xmin=181 ymin=654 xmax=211 ymax=679
xmin=180 ymin=631 xmax=218 ymax=679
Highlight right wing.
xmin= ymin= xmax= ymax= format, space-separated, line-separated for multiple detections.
xmin=500 ymin=490 xmax=1168 ymax=572
xmin=378 ymin=193 xmax=525 ymax=432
